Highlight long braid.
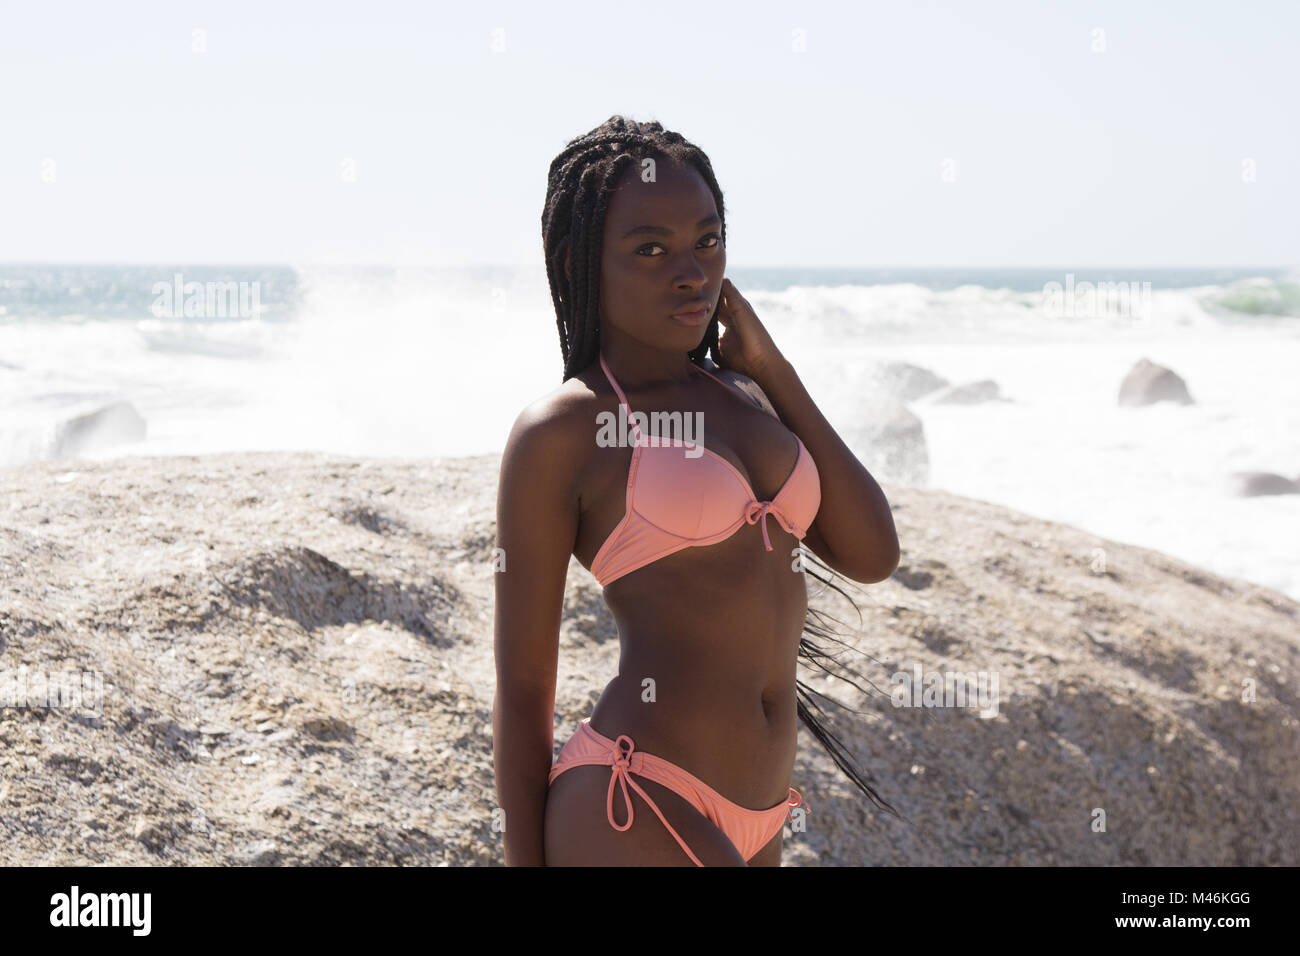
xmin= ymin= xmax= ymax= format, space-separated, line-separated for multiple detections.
xmin=540 ymin=115 xmax=902 ymax=824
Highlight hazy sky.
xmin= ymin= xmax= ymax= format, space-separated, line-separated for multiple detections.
xmin=2 ymin=0 xmax=1296 ymax=268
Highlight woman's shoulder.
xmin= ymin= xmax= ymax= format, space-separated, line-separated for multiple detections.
xmin=699 ymin=358 xmax=779 ymax=420
xmin=504 ymin=367 xmax=607 ymax=458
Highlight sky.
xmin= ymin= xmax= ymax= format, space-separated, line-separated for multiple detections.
xmin=1 ymin=0 xmax=1296 ymax=268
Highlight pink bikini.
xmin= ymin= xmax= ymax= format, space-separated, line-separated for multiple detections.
xmin=548 ymin=351 xmax=820 ymax=865
xmin=549 ymin=718 xmax=804 ymax=865
xmin=589 ymin=352 xmax=821 ymax=588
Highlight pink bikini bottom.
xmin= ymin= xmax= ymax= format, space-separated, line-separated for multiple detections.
xmin=548 ymin=717 xmax=803 ymax=866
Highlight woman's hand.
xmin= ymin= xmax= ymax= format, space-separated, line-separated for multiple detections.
xmin=714 ymin=277 xmax=786 ymax=381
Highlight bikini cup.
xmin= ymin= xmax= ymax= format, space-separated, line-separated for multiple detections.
xmin=589 ymin=353 xmax=821 ymax=588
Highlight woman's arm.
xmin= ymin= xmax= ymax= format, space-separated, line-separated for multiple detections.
xmin=753 ymin=355 xmax=900 ymax=584
xmin=492 ymin=399 xmax=583 ymax=866
xmin=713 ymin=278 xmax=899 ymax=584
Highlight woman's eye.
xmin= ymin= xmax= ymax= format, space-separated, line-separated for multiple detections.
xmin=637 ymin=234 xmax=723 ymax=256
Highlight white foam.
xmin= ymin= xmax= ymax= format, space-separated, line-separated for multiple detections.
xmin=4 ymin=268 xmax=1297 ymax=602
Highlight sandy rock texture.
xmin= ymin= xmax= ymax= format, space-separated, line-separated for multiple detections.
xmin=1 ymin=451 xmax=1297 ymax=865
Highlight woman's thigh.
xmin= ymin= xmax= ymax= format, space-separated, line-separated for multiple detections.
xmin=544 ymin=764 xmax=746 ymax=866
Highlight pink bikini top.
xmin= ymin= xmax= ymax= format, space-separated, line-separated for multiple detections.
xmin=589 ymin=352 xmax=821 ymax=588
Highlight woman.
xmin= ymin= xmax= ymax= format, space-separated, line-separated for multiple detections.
xmin=493 ymin=116 xmax=901 ymax=866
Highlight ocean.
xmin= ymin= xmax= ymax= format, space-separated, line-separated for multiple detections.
xmin=2 ymin=263 xmax=1297 ymax=601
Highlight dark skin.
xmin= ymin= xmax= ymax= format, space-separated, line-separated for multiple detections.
xmin=493 ymin=159 xmax=899 ymax=866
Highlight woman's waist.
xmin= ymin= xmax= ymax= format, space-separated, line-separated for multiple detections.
xmin=586 ymin=676 xmax=798 ymax=809
xmin=606 ymin=598 xmax=808 ymax=673
xmin=609 ymin=637 xmax=800 ymax=700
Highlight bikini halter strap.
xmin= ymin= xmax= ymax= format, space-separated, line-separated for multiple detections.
xmin=598 ymin=352 xmax=645 ymax=442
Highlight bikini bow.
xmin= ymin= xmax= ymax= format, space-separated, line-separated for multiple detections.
xmin=744 ymin=500 xmax=798 ymax=551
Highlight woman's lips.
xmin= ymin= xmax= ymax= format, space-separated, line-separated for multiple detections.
xmin=670 ymin=308 xmax=710 ymax=326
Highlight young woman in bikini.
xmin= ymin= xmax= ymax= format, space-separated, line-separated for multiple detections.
xmin=493 ymin=115 xmax=901 ymax=866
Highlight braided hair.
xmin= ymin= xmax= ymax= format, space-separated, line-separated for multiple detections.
xmin=541 ymin=115 xmax=903 ymax=823
xmin=542 ymin=114 xmax=726 ymax=380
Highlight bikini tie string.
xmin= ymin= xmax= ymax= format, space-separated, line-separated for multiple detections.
xmin=607 ymin=734 xmax=638 ymax=831
xmin=786 ymin=786 xmax=804 ymax=823
xmin=600 ymin=730 xmax=795 ymax=868
xmin=745 ymin=500 xmax=797 ymax=552
xmin=600 ymin=733 xmax=705 ymax=865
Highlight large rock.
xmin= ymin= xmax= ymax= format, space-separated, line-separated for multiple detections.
xmin=843 ymin=401 xmax=930 ymax=486
xmin=839 ymin=360 xmax=949 ymax=404
xmin=926 ymin=379 xmax=1005 ymax=405
xmin=873 ymin=362 xmax=949 ymax=402
xmin=1119 ymin=358 xmax=1194 ymax=406
xmin=49 ymin=401 xmax=147 ymax=458
xmin=0 ymin=452 xmax=1297 ymax=865
xmin=1226 ymin=471 xmax=1300 ymax=497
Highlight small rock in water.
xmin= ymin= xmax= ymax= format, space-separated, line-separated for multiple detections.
xmin=1226 ymin=471 xmax=1300 ymax=497
xmin=1119 ymin=358 xmax=1193 ymax=406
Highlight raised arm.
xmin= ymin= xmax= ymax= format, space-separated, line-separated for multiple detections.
xmin=747 ymin=357 xmax=900 ymax=584
xmin=491 ymin=397 xmax=584 ymax=866
xmin=712 ymin=277 xmax=899 ymax=584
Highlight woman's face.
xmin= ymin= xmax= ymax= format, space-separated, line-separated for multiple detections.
xmin=596 ymin=159 xmax=725 ymax=353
